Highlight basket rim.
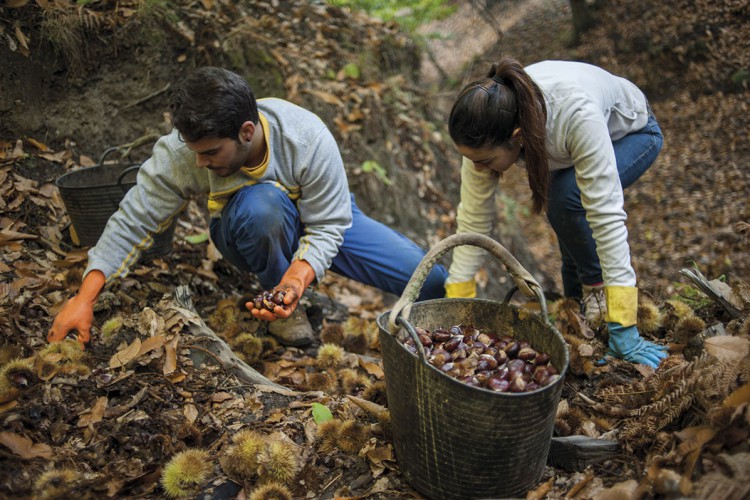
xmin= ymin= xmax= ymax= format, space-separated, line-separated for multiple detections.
xmin=377 ymin=297 xmax=570 ymax=396
xmin=55 ymin=164 xmax=140 ymax=189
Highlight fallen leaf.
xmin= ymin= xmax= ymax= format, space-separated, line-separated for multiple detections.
xmin=705 ymin=335 xmax=749 ymax=363
xmin=210 ymin=392 xmax=234 ymax=404
xmin=163 ymin=333 xmax=179 ymax=375
xmin=0 ymin=431 xmax=53 ymax=459
xmin=183 ymin=403 xmax=198 ymax=425
xmin=358 ymin=358 xmax=384 ymax=378
xmin=77 ymin=397 xmax=109 ymax=427
xmin=109 ymin=338 xmax=143 ymax=369
xmin=137 ymin=334 xmax=165 ymax=357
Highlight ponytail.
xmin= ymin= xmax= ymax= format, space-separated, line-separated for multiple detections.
xmin=449 ymin=57 xmax=549 ymax=213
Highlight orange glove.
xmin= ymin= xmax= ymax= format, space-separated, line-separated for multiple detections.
xmin=47 ymin=270 xmax=106 ymax=347
xmin=247 ymin=259 xmax=315 ymax=322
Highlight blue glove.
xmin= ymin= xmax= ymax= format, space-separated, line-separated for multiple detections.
xmin=606 ymin=322 xmax=668 ymax=368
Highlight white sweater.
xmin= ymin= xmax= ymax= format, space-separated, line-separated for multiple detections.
xmin=448 ymin=61 xmax=650 ymax=289
xmin=86 ymin=98 xmax=352 ymax=283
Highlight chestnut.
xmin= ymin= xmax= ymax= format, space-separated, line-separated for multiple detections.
xmin=486 ymin=376 xmax=510 ymax=392
xmin=509 ymin=374 xmax=527 ymax=393
xmin=418 ymin=333 xmax=433 ymax=347
xmin=429 ymin=349 xmax=452 ymax=367
xmin=476 ymin=354 xmax=498 ymax=371
xmin=542 ymin=374 xmax=560 ymax=387
xmin=433 ymin=329 xmax=451 ymax=343
xmin=517 ymin=347 xmax=538 ymax=362
xmin=494 ymin=349 xmax=508 ymax=366
xmin=534 ymin=352 xmax=550 ymax=366
xmin=476 ymin=333 xmax=492 ymax=346
xmin=272 ymin=290 xmax=286 ymax=305
xmin=443 ymin=337 xmax=462 ymax=352
xmin=503 ymin=341 xmax=520 ymax=358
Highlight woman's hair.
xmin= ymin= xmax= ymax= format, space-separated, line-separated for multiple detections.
xmin=449 ymin=57 xmax=549 ymax=213
xmin=169 ymin=67 xmax=259 ymax=142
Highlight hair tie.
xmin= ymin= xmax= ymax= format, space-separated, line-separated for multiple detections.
xmin=491 ymin=75 xmax=507 ymax=86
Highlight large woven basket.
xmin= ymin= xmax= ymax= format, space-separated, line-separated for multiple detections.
xmin=377 ymin=233 xmax=569 ymax=499
xmin=55 ymin=147 xmax=175 ymax=258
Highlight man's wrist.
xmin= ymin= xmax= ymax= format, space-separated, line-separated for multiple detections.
xmin=78 ymin=270 xmax=106 ymax=303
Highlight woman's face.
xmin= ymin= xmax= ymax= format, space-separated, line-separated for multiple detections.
xmin=455 ymin=139 xmax=522 ymax=176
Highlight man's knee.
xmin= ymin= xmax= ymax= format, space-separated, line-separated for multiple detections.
xmin=418 ymin=266 xmax=448 ymax=301
xmin=227 ymin=184 xmax=290 ymax=233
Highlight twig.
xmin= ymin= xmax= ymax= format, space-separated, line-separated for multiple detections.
xmin=117 ymin=133 xmax=161 ymax=159
xmin=123 ymin=82 xmax=171 ymax=109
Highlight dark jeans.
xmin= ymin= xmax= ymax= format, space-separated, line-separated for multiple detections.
xmin=545 ymin=114 xmax=663 ymax=298
xmin=210 ymin=183 xmax=447 ymax=301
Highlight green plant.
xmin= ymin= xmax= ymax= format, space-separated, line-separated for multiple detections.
xmin=327 ymin=0 xmax=456 ymax=33
xmin=360 ymin=160 xmax=393 ymax=185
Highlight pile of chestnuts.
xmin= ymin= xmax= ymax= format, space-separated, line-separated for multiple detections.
xmin=401 ymin=324 xmax=560 ymax=393
xmin=252 ymin=290 xmax=287 ymax=312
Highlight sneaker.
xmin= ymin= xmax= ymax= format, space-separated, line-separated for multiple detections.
xmin=267 ymin=307 xmax=315 ymax=347
xmin=582 ymin=284 xmax=606 ymax=329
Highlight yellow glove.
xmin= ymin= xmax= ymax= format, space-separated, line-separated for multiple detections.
xmin=604 ymin=286 xmax=638 ymax=327
xmin=445 ymin=279 xmax=477 ymax=298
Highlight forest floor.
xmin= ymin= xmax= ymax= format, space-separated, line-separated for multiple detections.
xmin=1 ymin=0 xmax=749 ymax=499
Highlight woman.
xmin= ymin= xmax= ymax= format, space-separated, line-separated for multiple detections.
xmin=445 ymin=57 xmax=667 ymax=368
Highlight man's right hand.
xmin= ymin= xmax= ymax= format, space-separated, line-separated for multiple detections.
xmin=47 ymin=270 xmax=105 ymax=347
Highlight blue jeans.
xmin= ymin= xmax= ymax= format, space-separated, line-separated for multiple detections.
xmin=546 ymin=114 xmax=663 ymax=298
xmin=210 ymin=183 xmax=447 ymax=301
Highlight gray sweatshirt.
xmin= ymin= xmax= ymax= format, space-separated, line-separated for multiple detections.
xmin=86 ymin=98 xmax=353 ymax=284
xmin=448 ymin=61 xmax=650 ymax=288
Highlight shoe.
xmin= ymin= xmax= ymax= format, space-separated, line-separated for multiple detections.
xmin=582 ymin=284 xmax=606 ymax=329
xmin=267 ymin=307 xmax=315 ymax=347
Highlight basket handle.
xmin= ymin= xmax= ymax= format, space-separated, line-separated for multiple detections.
xmin=387 ymin=232 xmax=547 ymax=334
xmin=98 ymin=146 xmax=121 ymax=166
xmin=117 ymin=165 xmax=141 ymax=185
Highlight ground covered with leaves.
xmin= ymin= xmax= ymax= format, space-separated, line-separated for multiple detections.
xmin=1 ymin=0 xmax=750 ymax=499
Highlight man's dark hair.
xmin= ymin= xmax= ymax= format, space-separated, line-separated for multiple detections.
xmin=169 ymin=67 xmax=258 ymax=142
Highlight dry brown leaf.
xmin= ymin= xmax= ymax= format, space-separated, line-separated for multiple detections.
xmin=0 ymin=431 xmax=53 ymax=459
xmin=210 ymin=392 xmax=234 ymax=404
xmin=137 ymin=334 xmax=165 ymax=357
xmin=109 ymin=337 xmax=142 ymax=369
xmin=77 ymin=396 xmax=108 ymax=427
xmin=0 ymin=228 xmax=38 ymax=243
xmin=4 ymin=0 xmax=30 ymax=8
xmin=163 ymin=333 xmax=179 ymax=375
xmin=303 ymin=89 xmax=344 ymax=106
xmin=358 ymin=358 xmax=384 ymax=378
xmin=705 ymin=335 xmax=749 ymax=363
xmin=183 ymin=403 xmax=198 ymax=425
xmin=24 ymin=137 xmax=48 ymax=152
xmin=591 ymin=479 xmax=639 ymax=499
xmin=723 ymin=382 xmax=750 ymax=409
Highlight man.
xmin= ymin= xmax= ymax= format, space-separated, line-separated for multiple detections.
xmin=48 ymin=67 xmax=447 ymax=347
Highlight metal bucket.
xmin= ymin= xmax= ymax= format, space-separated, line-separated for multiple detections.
xmin=55 ymin=148 xmax=175 ymax=258
xmin=377 ymin=233 xmax=570 ymax=500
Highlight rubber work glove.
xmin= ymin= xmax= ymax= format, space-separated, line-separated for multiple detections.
xmin=248 ymin=259 xmax=316 ymax=322
xmin=607 ymin=322 xmax=668 ymax=368
xmin=47 ymin=270 xmax=106 ymax=348
xmin=444 ymin=279 xmax=477 ymax=298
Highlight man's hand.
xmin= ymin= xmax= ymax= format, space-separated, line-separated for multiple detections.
xmin=247 ymin=259 xmax=315 ymax=322
xmin=47 ymin=270 xmax=105 ymax=347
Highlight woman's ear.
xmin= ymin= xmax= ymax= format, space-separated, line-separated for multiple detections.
xmin=511 ymin=127 xmax=524 ymax=147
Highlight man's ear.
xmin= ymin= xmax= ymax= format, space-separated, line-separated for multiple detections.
xmin=239 ymin=121 xmax=255 ymax=143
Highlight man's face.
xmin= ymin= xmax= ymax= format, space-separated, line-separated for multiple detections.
xmin=185 ymin=136 xmax=251 ymax=177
